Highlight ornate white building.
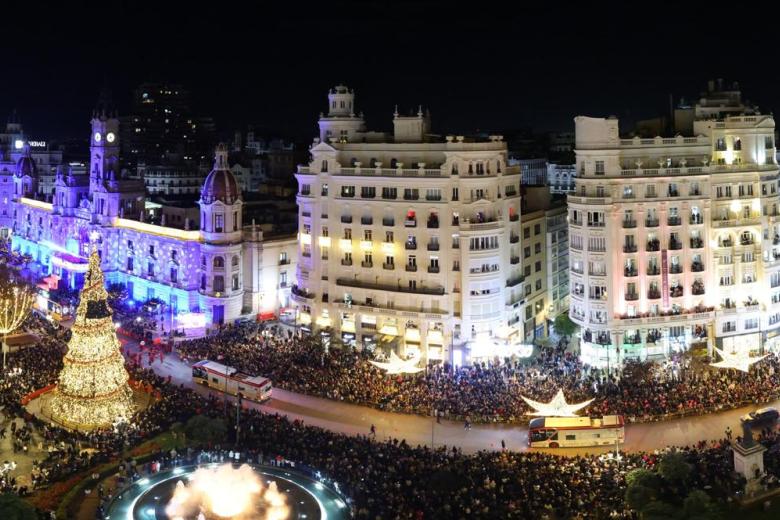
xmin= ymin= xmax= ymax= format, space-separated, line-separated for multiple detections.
xmin=294 ymin=85 xmax=531 ymax=363
xmin=8 ymin=101 xmax=296 ymax=326
xmin=570 ymin=84 xmax=780 ymax=367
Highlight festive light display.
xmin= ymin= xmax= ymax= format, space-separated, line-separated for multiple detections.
xmin=710 ymin=347 xmax=769 ymax=373
xmin=369 ymin=350 xmax=424 ymax=374
xmin=0 ymin=284 xmax=34 ymax=370
xmin=49 ymin=249 xmax=135 ymax=429
xmin=521 ymin=388 xmax=594 ymax=417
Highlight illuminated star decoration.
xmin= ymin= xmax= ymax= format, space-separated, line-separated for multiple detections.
xmin=710 ymin=347 xmax=768 ymax=373
xmin=521 ymin=389 xmax=594 ymax=417
xmin=369 ymin=350 xmax=424 ymax=375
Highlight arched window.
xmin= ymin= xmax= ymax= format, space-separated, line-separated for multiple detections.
xmin=232 ymin=255 xmax=239 ymax=267
xmin=213 ymin=275 xmax=224 ymax=292
xmin=390 ymin=158 xmax=397 ymax=168
xmin=213 ymin=256 xmax=224 ymax=269
xmin=200 ymin=274 xmax=206 ymax=291
xmin=321 ymin=160 xmax=328 ymax=173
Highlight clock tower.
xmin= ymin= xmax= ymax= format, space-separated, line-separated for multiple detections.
xmin=89 ymin=88 xmax=120 ymax=197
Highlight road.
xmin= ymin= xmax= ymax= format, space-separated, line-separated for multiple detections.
xmin=126 ymin=338 xmax=767 ymax=456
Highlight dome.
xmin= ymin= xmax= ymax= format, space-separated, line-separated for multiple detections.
xmin=15 ymin=146 xmax=36 ymax=178
xmin=201 ymin=144 xmax=240 ymax=204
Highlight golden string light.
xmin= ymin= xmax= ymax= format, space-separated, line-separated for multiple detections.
xmin=0 ymin=283 xmax=34 ymax=370
xmin=49 ymin=249 xmax=135 ymax=429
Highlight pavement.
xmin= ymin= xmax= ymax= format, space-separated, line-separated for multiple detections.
xmin=122 ymin=332 xmax=771 ymax=456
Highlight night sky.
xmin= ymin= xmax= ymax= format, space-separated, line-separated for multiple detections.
xmin=5 ymin=1 xmax=780 ymax=141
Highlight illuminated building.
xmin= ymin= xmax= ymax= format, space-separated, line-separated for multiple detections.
xmin=294 ymin=85 xmax=528 ymax=363
xmin=8 ymin=97 xmax=296 ymax=326
xmin=570 ymin=81 xmax=780 ymax=367
xmin=49 ymin=249 xmax=135 ymax=429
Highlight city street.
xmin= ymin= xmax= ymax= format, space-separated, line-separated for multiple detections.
xmin=125 ymin=334 xmax=765 ymax=456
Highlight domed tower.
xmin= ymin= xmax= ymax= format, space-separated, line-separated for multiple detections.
xmin=13 ymin=143 xmax=38 ymax=199
xmin=318 ymin=85 xmax=366 ymax=142
xmin=198 ymin=144 xmax=244 ymax=326
xmin=89 ymin=88 xmax=120 ymax=197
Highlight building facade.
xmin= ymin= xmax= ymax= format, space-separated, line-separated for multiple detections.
xmin=8 ymin=104 xmax=296 ymax=326
xmin=547 ymin=163 xmax=576 ymax=194
xmin=294 ymin=86 xmax=530 ymax=364
xmin=570 ymin=85 xmax=780 ymax=367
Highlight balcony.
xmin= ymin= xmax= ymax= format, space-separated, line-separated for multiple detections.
xmin=622 ymin=220 xmax=637 ymax=229
xmin=509 ymin=214 xmax=519 ymax=222
xmin=509 ymin=234 xmax=519 ymax=243
xmin=719 ymin=239 xmax=734 ymax=247
xmin=668 ymin=240 xmax=682 ymax=250
xmin=740 ymin=238 xmax=755 ymax=246
xmin=405 ymin=264 xmax=418 ymax=272
xmin=625 ymin=293 xmax=639 ymax=301
xmin=361 ymin=261 xmax=373 ymax=268
xmin=382 ymin=262 xmax=395 ymax=270
xmin=403 ymin=194 xmax=419 ymax=201
xmin=361 ymin=217 xmax=373 ymax=225
xmin=669 ymin=287 xmax=684 ymax=298
xmin=691 ymin=262 xmax=705 ymax=272
xmin=452 ymin=217 xmax=460 ymax=226
xmin=428 ymin=265 xmax=440 ymax=273
xmin=690 ymin=238 xmax=704 ymax=249
xmin=341 ymin=191 xmax=355 ymax=198
xmin=648 ymin=289 xmax=661 ymax=299
xmin=341 ymin=259 xmax=353 ymax=266
xmin=667 ymin=216 xmax=681 ymax=226
xmin=624 ymin=268 xmax=638 ymax=277
xmin=425 ymin=195 xmax=443 ymax=201
xmin=291 ymin=285 xmax=314 ymax=300
xmin=587 ymin=221 xmax=606 ymax=228
xmin=690 ymin=215 xmax=704 ymax=225
xmin=427 ymin=218 xmax=440 ymax=229
xmin=341 ymin=215 xmax=353 ymax=224
xmin=510 ymin=256 xmax=520 ymax=265
xmin=336 ymin=277 xmax=445 ymax=296
xmin=646 ymin=240 xmax=660 ymax=252
xmin=645 ymin=218 xmax=659 ymax=228
xmin=405 ymin=241 xmax=417 ymax=250
xmin=692 ymin=285 xmax=705 ymax=295
xmin=623 ymin=244 xmax=638 ymax=253
xmin=279 ymin=258 xmax=291 ymax=265
xmin=383 ymin=218 xmax=395 ymax=226
xmin=427 ymin=243 xmax=440 ymax=251
xmin=669 ymin=264 xmax=682 ymax=274
xmin=647 ymin=266 xmax=660 ymax=276
xmin=404 ymin=219 xmax=417 ymax=227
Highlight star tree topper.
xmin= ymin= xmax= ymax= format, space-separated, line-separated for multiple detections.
xmin=521 ymin=389 xmax=594 ymax=417
xmin=710 ymin=347 xmax=768 ymax=373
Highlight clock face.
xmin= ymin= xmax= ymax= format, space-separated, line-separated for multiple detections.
xmin=106 ymin=132 xmax=116 ymax=143
xmin=94 ymin=132 xmax=102 ymax=143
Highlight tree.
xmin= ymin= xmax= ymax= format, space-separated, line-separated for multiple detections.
xmin=553 ymin=312 xmax=577 ymax=338
xmin=625 ymin=483 xmax=657 ymax=513
xmin=0 ymin=284 xmax=33 ymax=371
xmin=626 ymin=468 xmax=659 ymax=489
xmin=185 ymin=415 xmax=227 ymax=445
xmin=641 ymin=500 xmax=680 ymax=520
xmin=683 ymin=489 xmax=722 ymax=520
xmin=0 ymin=493 xmax=37 ymax=520
xmin=659 ymin=451 xmax=692 ymax=484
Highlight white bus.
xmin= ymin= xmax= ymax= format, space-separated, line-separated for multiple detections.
xmin=191 ymin=360 xmax=272 ymax=402
xmin=528 ymin=415 xmax=625 ymax=448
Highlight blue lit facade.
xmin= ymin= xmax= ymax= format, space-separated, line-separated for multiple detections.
xmin=6 ymin=104 xmax=297 ymax=326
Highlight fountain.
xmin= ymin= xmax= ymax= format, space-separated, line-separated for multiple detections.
xmin=104 ymin=462 xmax=349 ymax=520
xmin=165 ymin=464 xmax=288 ymax=519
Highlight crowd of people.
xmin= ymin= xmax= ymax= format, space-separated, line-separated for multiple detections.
xmin=0 ymin=309 xmax=779 ymax=516
xmin=175 ymin=322 xmax=780 ymax=424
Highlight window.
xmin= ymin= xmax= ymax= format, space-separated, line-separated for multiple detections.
xmin=215 ymin=214 xmax=224 ymax=232
xmin=233 ymin=211 xmax=238 ymax=231
xmin=451 ymin=187 xmax=459 ymax=201
xmin=170 ymin=267 xmax=178 ymax=283
xmin=534 ymin=242 xmax=542 ymax=254
xmin=535 ymin=261 xmax=542 ymax=272
xmin=524 ymin=265 xmax=531 ymax=276
xmin=361 ymin=186 xmax=376 ymax=198
xmin=149 ymin=244 xmax=155 ymax=256
xmin=535 ymin=279 xmax=542 ymax=290
xmin=127 ymin=240 xmax=134 ymax=250
xmin=280 ymin=251 xmax=289 ymax=264
xmin=524 ymin=246 xmax=531 ymax=258
xmin=213 ymin=276 xmax=225 ymax=292
xmin=595 ymin=160 xmax=605 ymax=175
xmin=213 ymin=256 xmax=224 ymax=268
xmin=232 ymin=274 xmax=240 ymax=290
xmin=232 ymin=255 xmax=239 ymax=267
xmin=382 ymin=187 xmax=397 ymax=199
xmin=321 ymin=183 xmax=328 ymax=196
xmin=716 ymin=138 xmax=726 ymax=151
xmin=147 ymin=262 xmax=154 ymax=277
xmin=127 ymin=257 xmax=133 ymax=271
xmin=341 ymin=186 xmax=355 ymax=197
xmin=767 ymin=136 xmax=774 ymax=149
xmin=534 ymin=224 xmax=541 ymax=235
xmin=523 ymin=227 xmax=531 ymax=239
xmin=344 ymin=228 xmax=352 ymax=239
xmin=646 ymin=184 xmax=656 ymax=198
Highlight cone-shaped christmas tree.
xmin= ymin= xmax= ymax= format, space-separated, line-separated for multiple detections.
xmin=49 ymin=248 xmax=135 ymax=429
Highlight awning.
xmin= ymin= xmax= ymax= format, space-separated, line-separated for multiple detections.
xmin=405 ymin=328 xmax=421 ymax=342
xmin=379 ymin=324 xmax=399 ymax=336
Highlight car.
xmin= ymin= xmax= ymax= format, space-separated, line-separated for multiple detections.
xmin=740 ymin=407 xmax=780 ymax=426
